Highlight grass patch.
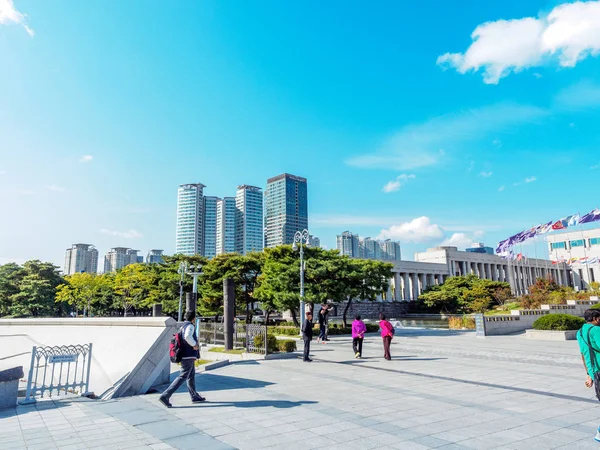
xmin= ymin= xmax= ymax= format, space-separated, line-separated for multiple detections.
xmin=208 ymin=347 xmax=245 ymax=355
xmin=195 ymin=359 xmax=211 ymax=367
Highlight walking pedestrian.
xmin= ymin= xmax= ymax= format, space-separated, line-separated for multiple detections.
xmin=302 ymin=311 xmax=314 ymax=362
xmin=576 ymin=308 xmax=600 ymax=442
xmin=159 ymin=311 xmax=205 ymax=408
xmin=379 ymin=313 xmax=394 ymax=361
xmin=352 ymin=315 xmax=366 ymax=358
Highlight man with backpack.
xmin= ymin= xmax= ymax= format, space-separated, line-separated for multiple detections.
xmin=577 ymin=309 xmax=600 ymax=442
xmin=160 ymin=311 xmax=205 ymax=408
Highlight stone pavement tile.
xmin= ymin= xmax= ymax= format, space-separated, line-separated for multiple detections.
xmin=429 ymin=431 xmax=472 ymax=444
xmin=555 ymin=437 xmax=599 ymax=449
xmin=135 ymin=420 xmax=200 ymax=441
xmin=27 ymin=443 xmax=59 ymax=450
xmin=437 ymin=444 xmax=476 ymax=450
xmin=202 ymin=425 xmax=238 ymax=437
xmin=390 ymin=440 xmax=431 ymax=450
xmin=411 ymin=435 xmax=453 ymax=448
xmin=149 ymin=444 xmax=175 ymax=450
xmin=164 ymin=433 xmax=234 ymax=450
xmin=112 ymin=409 xmax=172 ymax=426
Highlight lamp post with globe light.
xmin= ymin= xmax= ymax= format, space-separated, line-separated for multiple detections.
xmin=292 ymin=229 xmax=311 ymax=330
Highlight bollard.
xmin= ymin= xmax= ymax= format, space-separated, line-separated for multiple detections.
xmin=152 ymin=303 xmax=162 ymax=317
xmin=223 ymin=278 xmax=235 ymax=350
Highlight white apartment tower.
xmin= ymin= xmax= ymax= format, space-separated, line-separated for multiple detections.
xmin=203 ymin=196 xmax=219 ymax=258
xmin=64 ymin=244 xmax=99 ymax=275
xmin=216 ymin=197 xmax=237 ymax=255
xmin=337 ymin=231 xmax=360 ymax=257
xmin=104 ymin=247 xmax=139 ymax=273
xmin=236 ymin=185 xmax=264 ymax=255
xmin=176 ymin=183 xmax=205 ymax=256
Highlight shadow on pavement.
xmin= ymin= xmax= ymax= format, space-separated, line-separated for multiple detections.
xmin=175 ymin=400 xmax=317 ymax=409
xmin=196 ymin=373 xmax=275 ymax=392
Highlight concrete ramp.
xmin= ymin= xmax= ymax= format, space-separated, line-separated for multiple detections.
xmin=0 ymin=317 xmax=177 ymax=399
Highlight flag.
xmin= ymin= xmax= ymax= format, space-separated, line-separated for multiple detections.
xmin=579 ymin=208 xmax=600 ymax=224
xmin=589 ymin=257 xmax=599 ymax=265
xmin=516 ymin=253 xmax=523 ymax=261
xmin=552 ymin=219 xmax=567 ymax=230
xmin=580 ymin=256 xmax=589 ymax=264
xmin=538 ymin=222 xmax=553 ymax=234
xmin=568 ymin=214 xmax=580 ymax=227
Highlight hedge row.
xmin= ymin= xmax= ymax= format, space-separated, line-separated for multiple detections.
xmin=269 ymin=323 xmax=380 ymax=336
xmin=532 ymin=314 xmax=585 ymax=331
xmin=253 ymin=334 xmax=297 ymax=353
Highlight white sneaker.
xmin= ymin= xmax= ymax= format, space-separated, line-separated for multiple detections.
xmin=594 ymin=427 xmax=600 ymax=442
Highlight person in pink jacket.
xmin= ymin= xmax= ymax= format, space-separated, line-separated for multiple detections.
xmin=351 ymin=315 xmax=367 ymax=358
xmin=379 ymin=313 xmax=395 ymax=360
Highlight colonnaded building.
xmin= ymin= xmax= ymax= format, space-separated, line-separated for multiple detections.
xmin=379 ymin=243 xmax=570 ymax=302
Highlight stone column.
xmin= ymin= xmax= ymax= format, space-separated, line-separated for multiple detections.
xmin=394 ymin=273 xmax=401 ymax=301
xmin=223 ymin=278 xmax=235 ymax=351
xmin=403 ymin=273 xmax=411 ymax=301
xmin=412 ymin=273 xmax=419 ymax=301
xmin=492 ymin=264 xmax=498 ymax=281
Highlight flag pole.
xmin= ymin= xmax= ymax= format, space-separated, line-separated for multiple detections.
xmin=577 ymin=212 xmax=592 ymax=288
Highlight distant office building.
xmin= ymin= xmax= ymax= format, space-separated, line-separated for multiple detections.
xmin=146 ymin=249 xmax=164 ymax=264
xmin=216 ymin=197 xmax=236 ymax=255
xmin=337 ymin=231 xmax=360 ymax=257
xmin=381 ymin=239 xmax=402 ymax=261
xmin=466 ymin=243 xmax=494 ymax=255
xmin=548 ymin=229 xmax=600 ymax=290
xmin=203 ymin=196 xmax=219 ymax=258
xmin=264 ymin=173 xmax=308 ymax=248
xmin=104 ymin=247 xmax=138 ymax=273
xmin=309 ymin=235 xmax=321 ymax=248
xmin=64 ymin=244 xmax=98 ymax=275
xmin=176 ymin=183 xmax=205 ymax=256
xmin=360 ymin=237 xmax=380 ymax=260
xmin=136 ymin=255 xmax=144 ymax=264
xmin=236 ymin=185 xmax=264 ymax=255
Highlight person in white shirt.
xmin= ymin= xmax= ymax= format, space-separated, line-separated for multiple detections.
xmin=159 ymin=311 xmax=205 ymax=407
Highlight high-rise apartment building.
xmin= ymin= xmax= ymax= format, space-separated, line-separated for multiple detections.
xmin=64 ymin=244 xmax=99 ymax=275
xmin=381 ymin=239 xmax=402 ymax=261
xmin=235 ymin=185 xmax=264 ymax=255
xmin=175 ymin=183 xmax=205 ymax=256
xmin=360 ymin=238 xmax=380 ymax=260
xmin=309 ymin=235 xmax=321 ymax=248
xmin=337 ymin=231 xmax=360 ymax=257
xmin=146 ymin=249 xmax=164 ymax=264
xmin=203 ymin=196 xmax=219 ymax=258
xmin=216 ymin=197 xmax=236 ymax=255
xmin=104 ymin=247 xmax=139 ymax=273
xmin=264 ymin=173 xmax=308 ymax=248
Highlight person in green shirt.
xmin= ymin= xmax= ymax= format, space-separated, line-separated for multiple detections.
xmin=576 ymin=309 xmax=600 ymax=443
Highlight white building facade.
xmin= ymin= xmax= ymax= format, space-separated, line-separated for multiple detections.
xmin=264 ymin=173 xmax=308 ymax=248
xmin=146 ymin=249 xmax=164 ymax=264
xmin=216 ymin=197 xmax=236 ymax=255
xmin=175 ymin=183 xmax=205 ymax=256
xmin=203 ymin=196 xmax=219 ymax=258
xmin=337 ymin=231 xmax=360 ymax=257
xmin=548 ymin=229 xmax=600 ymax=290
xmin=104 ymin=247 xmax=139 ymax=273
xmin=64 ymin=244 xmax=99 ymax=275
xmin=235 ymin=185 xmax=264 ymax=255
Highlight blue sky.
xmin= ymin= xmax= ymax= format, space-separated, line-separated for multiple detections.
xmin=1 ymin=0 xmax=600 ymax=268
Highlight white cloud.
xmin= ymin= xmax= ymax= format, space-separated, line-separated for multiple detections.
xmin=377 ymin=216 xmax=445 ymax=243
xmin=100 ymin=228 xmax=143 ymax=239
xmin=13 ymin=189 xmax=35 ymax=195
xmin=513 ymin=176 xmax=537 ymax=186
xmin=347 ymin=103 xmax=547 ymax=170
xmin=591 ymin=164 xmax=600 ymax=169
xmin=437 ymin=1 xmax=600 ymax=83
xmin=480 ymin=171 xmax=493 ymax=178
xmin=0 ymin=0 xmax=34 ymax=36
xmin=382 ymin=174 xmax=416 ymax=193
xmin=440 ymin=232 xmax=475 ymax=249
xmin=498 ymin=185 xmax=506 ymax=192
xmin=46 ymin=184 xmax=67 ymax=193
xmin=79 ymin=155 xmax=93 ymax=163
xmin=533 ymin=72 xmax=543 ymax=79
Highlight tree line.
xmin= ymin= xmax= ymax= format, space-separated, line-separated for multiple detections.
xmin=0 ymin=247 xmax=394 ymax=325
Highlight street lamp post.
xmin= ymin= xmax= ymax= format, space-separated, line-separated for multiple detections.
xmin=177 ymin=261 xmax=188 ymax=322
xmin=292 ymin=229 xmax=311 ymax=331
xmin=187 ymin=264 xmax=203 ymax=313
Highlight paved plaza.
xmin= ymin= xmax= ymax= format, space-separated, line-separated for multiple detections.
xmin=3 ymin=328 xmax=600 ymax=449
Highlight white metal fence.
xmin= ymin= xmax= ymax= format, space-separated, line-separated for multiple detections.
xmin=22 ymin=344 xmax=93 ymax=404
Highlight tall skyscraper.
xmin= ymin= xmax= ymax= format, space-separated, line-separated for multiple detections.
xmin=264 ymin=173 xmax=308 ymax=248
xmin=381 ymin=239 xmax=401 ymax=261
xmin=176 ymin=183 xmax=205 ymax=256
xmin=203 ymin=196 xmax=219 ymax=258
xmin=216 ymin=197 xmax=236 ymax=255
xmin=236 ymin=185 xmax=264 ymax=255
xmin=360 ymin=237 xmax=379 ymax=260
xmin=337 ymin=231 xmax=360 ymax=257
xmin=104 ymin=247 xmax=138 ymax=273
xmin=146 ymin=249 xmax=164 ymax=264
xmin=64 ymin=244 xmax=98 ymax=275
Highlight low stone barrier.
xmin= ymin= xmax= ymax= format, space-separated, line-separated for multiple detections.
xmin=525 ymin=330 xmax=578 ymax=341
xmin=0 ymin=366 xmax=24 ymax=409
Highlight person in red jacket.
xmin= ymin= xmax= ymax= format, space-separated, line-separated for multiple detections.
xmin=379 ymin=313 xmax=395 ymax=361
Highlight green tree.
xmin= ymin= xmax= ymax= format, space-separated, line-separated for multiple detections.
xmin=55 ymin=272 xmax=113 ymax=316
xmin=9 ymin=261 xmax=64 ymax=317
xmin=0 ymin=263 xmax=26 ymax=316
xmin=113 ymin=264 xmax=156 ymax=315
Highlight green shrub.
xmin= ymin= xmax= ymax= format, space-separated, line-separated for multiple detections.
xmin=365 ymin=324 xmax=379 ymax=333
xmin=532 ymin=314 xmax=585 ymax=331
xmin=591 ymin=303 xmax=600 ymax=310
xmin=277 ymin=339 xmax=297 ymax=353
xmin=254 ymin=334 xmax=279 ymax=353
xmin=269 ymin=326 xmax=300 ymax=336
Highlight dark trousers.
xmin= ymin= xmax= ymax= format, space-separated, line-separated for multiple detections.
xmin=352 ymin=337 xmax=363 ymax=356
xmin=383 ymin=336 xmax=392 ymax=360
xmin=318 ymin=326 xmax=326 ymax=341
xmin=161 ymin=358 xmax=198 ymax=400
xmin=303 ymin=338 xmax=311 ymax=360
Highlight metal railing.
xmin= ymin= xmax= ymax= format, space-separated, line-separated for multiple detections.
xmin=22 ymin=344 xmax=93 ymax=404
xmin=195 ymin=319 xmax=267 ymax=354
xmin=245 ymin=324 xmax=267 ymax=354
